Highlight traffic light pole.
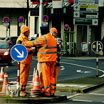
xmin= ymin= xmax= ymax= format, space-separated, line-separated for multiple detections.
xmin=39 ymin=0 xmax=43 ymax=37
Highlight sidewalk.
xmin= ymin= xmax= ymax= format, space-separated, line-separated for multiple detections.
xmin=57 ymin=76 xmax=104 ymax=93
xmin=0 ymin=95 xmax=67 ymax=104
xmin=1 ymin=76 xmax=104 ymax=104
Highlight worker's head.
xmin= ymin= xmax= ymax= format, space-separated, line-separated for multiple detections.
xmin=21 ymin=25 xmax=30 ymax=37
xmin=50 ymin=27 xmax=58 ymax=37
xmin=40 ymin=25 xmax=49 ymax=35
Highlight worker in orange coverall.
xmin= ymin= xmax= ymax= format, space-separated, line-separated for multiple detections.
xmin=55 ymin=38 xmax=63 ymax=83
xmin=23 ymin=26 xmax=58 ymax=97
xmin=16 ymin=25 xmax=35 ymax=97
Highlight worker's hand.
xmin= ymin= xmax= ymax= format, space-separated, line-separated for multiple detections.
xmin=30 ymin=47 xmax=35 ymax=52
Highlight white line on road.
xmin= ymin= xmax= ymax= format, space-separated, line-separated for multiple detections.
xmin=67 ymin=93 xmax=81 ymax=99
xmin=89 ymin=93 xmax=104 ymax=96
xmin=61 ymin=62 xmax=104 ymax=73
xmin=72 ymin=99 xmax=93 ymax=102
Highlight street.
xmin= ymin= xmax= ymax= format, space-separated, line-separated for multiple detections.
xmin=59 ymin=57 xmax=104 ymax=81
xmin=1 ymin=56 xmax=104 ymax=103
xmin=3 ymin=56 xmax=104 ymax=82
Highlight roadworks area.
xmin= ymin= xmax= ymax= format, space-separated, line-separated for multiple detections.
xmin=0 ymin=76 xmax=104 ymax=103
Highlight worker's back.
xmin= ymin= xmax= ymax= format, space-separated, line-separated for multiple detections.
xmin=37 ymin=33 xmax=57 ymax=62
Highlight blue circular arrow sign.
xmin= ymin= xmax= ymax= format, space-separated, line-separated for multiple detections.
xmin=10 ymin=44 xmax=28 ymax=62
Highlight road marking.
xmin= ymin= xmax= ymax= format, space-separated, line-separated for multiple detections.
xmin=60 ymin=66 xmax=65 ymax=70
xmin=99 ymin=74 xmax=104 ymax=77
xmin=89 ymin=93 xmax=104 ymax=96
xmin=57 ymin=84 xmax=87 ymax=88
xmin=67 ymin=93 xmax=81 ymax=99
xmin=76 ymin=69 xmax=91 ymax=73
xmin=72 ymin=99 xmax=93 ymax=102
xmin=61 ymin=62 xmax=104 ymax=73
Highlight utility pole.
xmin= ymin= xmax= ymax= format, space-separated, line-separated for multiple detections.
xmin=26 ymin=0 xmax=29 ymax=26
xmin=39 ymin=0 xmax=43 ymax=37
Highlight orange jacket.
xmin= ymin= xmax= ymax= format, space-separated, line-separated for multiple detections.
xmin=16 ymin=33 xmax=33 ymax=64
xmin=23 ymin=33 xmax=57 ymax=62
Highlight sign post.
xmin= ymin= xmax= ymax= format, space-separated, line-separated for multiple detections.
xmin=18 ymin=16 xmax=24 ymax=27
xmin=91 ymin=41 xmax=103 ymax=77
xmin=43 ymin=15 xmax=48 ymax=22
xmin=96 ymin=41 xmax=99 ymax=77
xmin=3 ymin=17 xmax=10 ymax=37
xmin=73 ymin=0 xmax=98 ymax=25
xmin=10 ymin=44 xmax=28 ymax=96
xmin=39 ymin=0 xmax=43 ymax=37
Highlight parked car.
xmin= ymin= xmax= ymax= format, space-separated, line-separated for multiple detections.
xmin=5 ymin=36 xmax=18 ymax=47
xmin=0 ymin=37 xmax=5 ymax=40
xmin=0 ymin=40 xmax=12 ymax=66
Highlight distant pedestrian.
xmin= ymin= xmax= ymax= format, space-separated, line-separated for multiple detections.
xmin=55 ymin=37 xmax=63 ymax=83
xmin=16 ymin=25 xmax=35 ymax=97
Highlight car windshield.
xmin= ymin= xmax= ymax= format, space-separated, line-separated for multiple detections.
xmin=0 ymin=42 xmax=8 ymax=49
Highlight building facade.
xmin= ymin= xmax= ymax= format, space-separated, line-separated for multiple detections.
xmin=0 ymin=0 xmax=28 ymax=37
xmin=0 ymin=0 xmax=104 ymax=56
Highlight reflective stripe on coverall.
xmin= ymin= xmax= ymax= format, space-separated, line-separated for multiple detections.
xmin=23 ymin=33 xmax=57 ymax=96
xmin=16 ymin=33 xmax=33 ymax=92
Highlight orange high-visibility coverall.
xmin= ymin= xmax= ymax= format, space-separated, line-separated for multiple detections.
xmin=16 ymin=33 xmax=33 ymax=93
xmin=55 ymin=38 xmax=63 ymax=83
xmin=23 ymin=33 xmax=57 ymax=96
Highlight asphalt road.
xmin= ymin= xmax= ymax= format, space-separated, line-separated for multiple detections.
xmin=2 ymin=56 xmax=104 ymax=82
xmin=1 ymin=56 xmax=104 ymax=104
xmin=58 ymin=57 xmax=104 ymax=81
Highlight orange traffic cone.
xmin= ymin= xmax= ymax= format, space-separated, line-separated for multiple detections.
xmin=2 ymin=73 xmax=8 ymax=94
xmin=0 ymin=67 xmax=4 ymax=81
xmin=31 ymin=70 xmax=41 ymax=96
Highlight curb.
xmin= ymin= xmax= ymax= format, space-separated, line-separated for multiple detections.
xmin=0 ymin=95 xmax=67 ymax=104
xmin=82 ymin=82 xmax=104 ymax=93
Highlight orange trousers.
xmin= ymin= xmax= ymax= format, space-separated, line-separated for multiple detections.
xmin=39 ymin=62 xmax=56 ymax=96
xmin=55 ymin=65 xmax=59 ymax=83
xmin=20 ymin=63 xmax=31 ymax=92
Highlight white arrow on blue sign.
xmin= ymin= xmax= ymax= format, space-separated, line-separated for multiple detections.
xmin=10 ymin=44 xmax=28 ymax=62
